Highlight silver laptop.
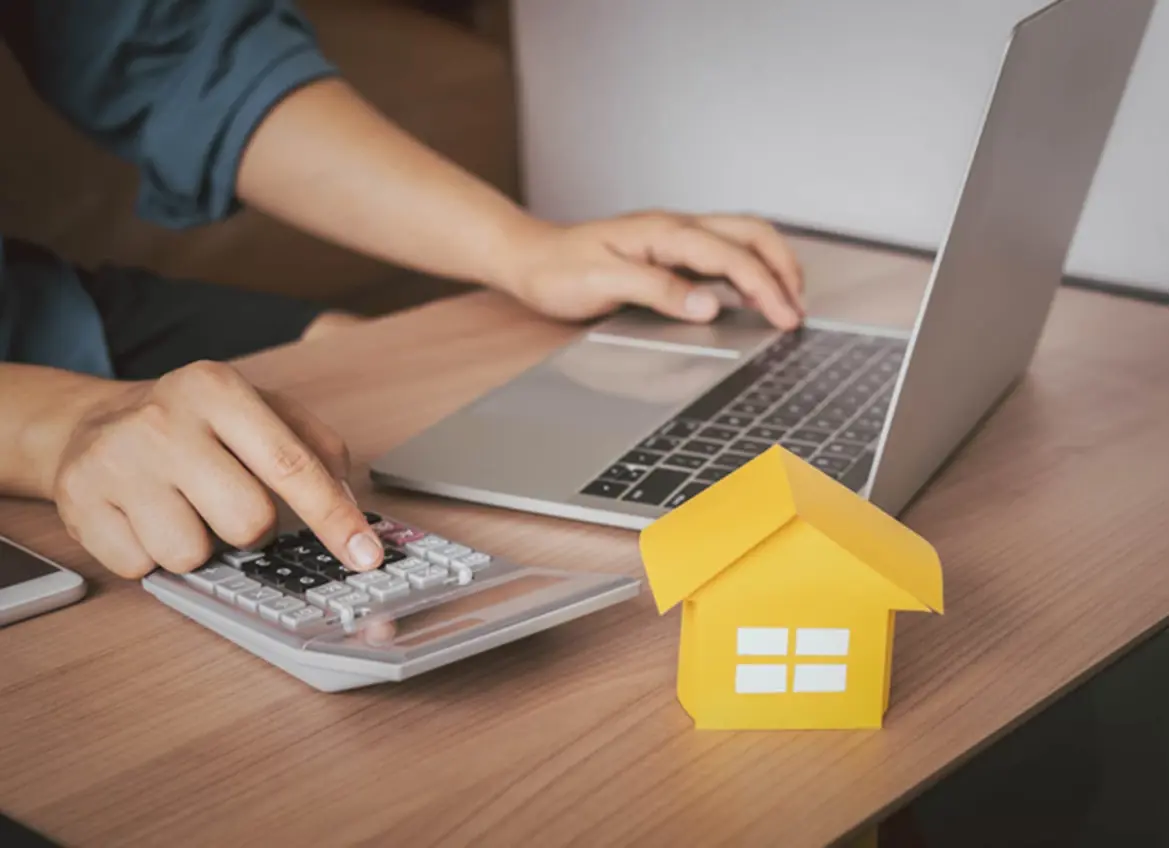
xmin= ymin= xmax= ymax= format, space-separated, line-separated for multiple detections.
xmin=372 ymin=0 xmax=1153 ymax=528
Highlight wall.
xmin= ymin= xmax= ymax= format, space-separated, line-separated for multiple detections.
xmin=514 ymin=0 xmax=1168 ymax=292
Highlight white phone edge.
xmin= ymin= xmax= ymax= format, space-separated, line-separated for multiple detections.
xmin=0 ymin=535 xmax=87 ymax=627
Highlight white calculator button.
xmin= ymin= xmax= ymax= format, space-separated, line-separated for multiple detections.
xmin=258 ymin=596 xmax=305 ymax=622
xmin=346 ymin=571 xmax=392 ymax=591
xmin=214 ymin=575 xmax=260 ymax=601
xmin=369 ymin=577 xmax=410 ymax=602
xmin=385 ymin=556 xmax=429 ymax=578
xmin=454 ymin=551 xmax=492 ymax=572
xmin=450 ymin=564 xmax=474 ymax=586
xmin=407 ymin=565 xmax=449 ymax=590
xmin=222 ymin=550 xmax=264 ymax=567
xmin=280 ymin=605 xmax=325 ymax=630
xmin=305 ymin=582 xmax=351 ymax=608
xmin=405 ymin=535 xmax=448 ymax=556
xmin=328 ymin=591 xmax=372 ymax=613
xmin=236 ymin=586 xmax=282 ymax=613
xmin=184 ymin=564 xmax=241 ymax=592
xmin=426 ymin=544 xmax=471 ymax=566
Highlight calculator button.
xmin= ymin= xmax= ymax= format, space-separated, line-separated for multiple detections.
xmin=388 ymin=528 xmax=425 ymax=546
xmin=426 ymin=543 xmax=471 ymax=566
xmin=449 ymin=564 xmax=474 ymax=586
xmin=328 ymin=591 xmax=372 ymax=613
xmin=236 ymin=586 xmax=283 ymax=613
xmin=381 ymin=548 xmax=407 ymax=565
xmin=185 ymin=564 xmax=242 ymax=592
xmin=258 ymin=596 xmax=305 ymax=622
xmin=363 ymin=512 xmax=384 ymax=524
xmin=405 ymin=534 xmax=448 ymax=556
xmin=280 ymin=605 xmax=325 ymax=631
xmin=214 ymin=576 xmax=261 ymax=602
xmin=454 ymin=551 xmax=492 ymax=572
xmin=239 ymin=556 xmax=279 ymax=578
xmin=385 ymin=556 xmax=429 ymax=578
xmin=222 ymin=550 xmax=264 ymax=568
xmin=305 ymin=582 xmax=352 ymax=608
xmin=368 ymin=577 xmax=411 ymax=602
xmin=279 ymin=570 xmax=329 ymax=596
xmin=407 ymin=566 xmax=449 ymax=590
xmin=346 ymin=571 xmax=393 ymax=591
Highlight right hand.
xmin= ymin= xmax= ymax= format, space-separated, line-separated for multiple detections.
xmin=49 ymin=360 xmax=383 ymax=580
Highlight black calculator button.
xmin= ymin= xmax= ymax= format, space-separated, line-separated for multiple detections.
xmin=278 ymin=569 xmax=328 ymax=595
xmin=381 ymin=548 xmax=407 ymax=565
xmin=239 ymin=556 xmax=278 ymax=577
xmin=317 ymin=563 xmax=352 ymax=583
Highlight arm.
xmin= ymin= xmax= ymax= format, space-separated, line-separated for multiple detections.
xmin=237 ymin=79 xmax=806 ymax=329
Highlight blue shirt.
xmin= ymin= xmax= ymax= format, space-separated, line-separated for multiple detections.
xmin=0 ymin=0 xmax=337 ymax=376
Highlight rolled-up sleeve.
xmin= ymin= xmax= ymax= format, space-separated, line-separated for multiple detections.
xmin=7 ymin=0 xmax=338 ymax=227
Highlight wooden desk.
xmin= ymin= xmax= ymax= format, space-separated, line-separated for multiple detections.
xmin=1 ymin=237 xmax=1166 ymax=847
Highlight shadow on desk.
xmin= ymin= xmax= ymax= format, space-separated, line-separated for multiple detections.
xmin=902 ymin=629 xmax=1168 ymax=847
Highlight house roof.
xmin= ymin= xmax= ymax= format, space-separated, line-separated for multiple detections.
xmin=639 ymin=446 xmax=943 ymax=614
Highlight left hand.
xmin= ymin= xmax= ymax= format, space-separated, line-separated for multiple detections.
xmin=498 ymin=211 xmax=805 ymax=330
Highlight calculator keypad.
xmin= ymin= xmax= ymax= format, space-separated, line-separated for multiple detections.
xmin=181 ymin=512 xmax=497 ymax=634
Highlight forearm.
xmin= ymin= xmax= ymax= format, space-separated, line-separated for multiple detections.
xmin=236 ymin=78 xmax=549 ymax=291
xmin=0 ymin=364 xmax=122 ymax=500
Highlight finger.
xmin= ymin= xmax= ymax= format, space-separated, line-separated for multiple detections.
xmin=646 ymin=225 xmax=801 ymax=330
xmin=171 ymin=430 xmax=278 ymax=550
xmin=116 ymin=483 xmax=215 ymax=574
xmin=597 ymin=262 xmax=722 ymax=323
xmin=699 ymin=215 xmax=806 ymax=308
xmin=188 ymin=364 xmax=380 ymax=571
xmin=261 ymin=391 xmax=351 ymax=482
xmin=67 ymin=501 xmax=155 ymax=580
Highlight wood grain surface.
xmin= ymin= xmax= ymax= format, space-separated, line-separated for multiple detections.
xmin=1 ymin=236 xmax=1166 ymax=847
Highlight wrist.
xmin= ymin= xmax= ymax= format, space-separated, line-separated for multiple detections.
xmin=478 ymin=208 xmax=560 ymax=297
xmin=19 ymin=373 xmax=129 ymax=500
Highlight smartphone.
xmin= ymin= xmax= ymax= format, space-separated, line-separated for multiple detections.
xmin=0 ymin=535 xmax=86 ymax=627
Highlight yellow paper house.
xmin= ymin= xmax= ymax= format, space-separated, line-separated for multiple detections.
xmin=639 ymin=446 xmax=943 ymax=730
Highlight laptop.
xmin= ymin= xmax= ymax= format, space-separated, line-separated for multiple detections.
xmin=371 ymin=0 xmax=1154 ymax=528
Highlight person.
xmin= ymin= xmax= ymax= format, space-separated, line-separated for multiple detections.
xmin=0 ymin=0 xmax=804 ymax=581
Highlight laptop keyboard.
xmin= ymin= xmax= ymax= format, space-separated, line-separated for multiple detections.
xmin=578 ymin=328 xmax=906 ymax=509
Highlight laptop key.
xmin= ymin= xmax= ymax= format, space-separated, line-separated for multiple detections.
xmin=780 ymin=441 xmax=817 ymax=459
xmin=682 ymin=439 xmax=722 ymax=456
xmin=660 ymin=419 xmax=702 ymax=438
xmin=839 ymin=451 xmax=876 ymax=492
xmin=665 ymin=482 xmax=710 ymax=509
xmin=714 ymin=413 xmax=753 ymax=429
xmin=730 ymin=401 xmax=768 ymax=417
xmin=788 ymin=428 xmax=833 ymax=445
xmin=620 ymin=449 xmax=664 ymax=467
xmin=698 ymin=426 xmax=738 ymax=442
xmin=663 ymin=453 xmax=705 ymax=470
xmin=639 ymin=437 xmax=680 ymax=453
xmin=581 ymin=479 xmax=628 ymax=499
xmin=696 ymin=466 xmax=731 ymax=483
xmin=599 ymin=464 xmax=645 ymax=483
xmin=710 ymin=451 xmax=755 ymax=469
xmin=812 ymin=455 xmax=853 ymax=477
xmin=822 ymin=440 xmax=867 ymax=459
xmin=730 ymin=439 xmax=772 ymax=456
xmin=837 ymin=425 xmax=874 ymax=444
xmin=748 ymin=425 xmax=786 ymax=442
xmin=621 ymin=469 xmax=690 ymax=505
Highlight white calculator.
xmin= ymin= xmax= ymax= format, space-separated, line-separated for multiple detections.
xmin=143 ymin=512 xmax=640 ymax=691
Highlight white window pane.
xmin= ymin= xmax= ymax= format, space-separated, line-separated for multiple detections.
xmin=792 ymin=664 xmax=848 ymax=693
xmin=737 ymin=627 xmax=789 ymax=656
xmin=735 ymin=664 xmax=788 ymax=693
xmin=795 ymin=628 xmax=850 ymax=656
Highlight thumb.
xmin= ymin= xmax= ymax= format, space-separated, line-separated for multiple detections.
xmin=602 ymin=264 xmax=721 ymax=323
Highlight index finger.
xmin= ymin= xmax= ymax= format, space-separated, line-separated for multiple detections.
xmin=699 ymin=216 xmax=806 ymax=315
xmin=196 ymin=369 xmax=382 ymax=572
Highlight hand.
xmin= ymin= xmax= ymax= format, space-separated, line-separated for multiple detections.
xmin=499 ymin=211 xmax=805 ymax=330
xmin=49 ymin=361 xmax=383 ymax=579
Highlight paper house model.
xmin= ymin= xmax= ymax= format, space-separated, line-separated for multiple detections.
xmin=639 ymin=446 xmax=943 ymax=730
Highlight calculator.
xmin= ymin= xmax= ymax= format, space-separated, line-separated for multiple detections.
xmin=142 ymin=512 xmax=641 ymax=691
